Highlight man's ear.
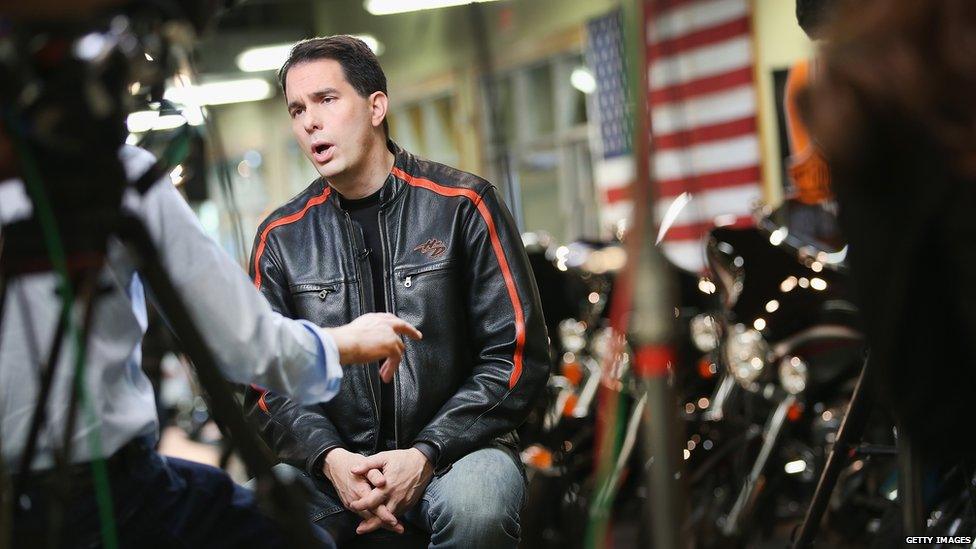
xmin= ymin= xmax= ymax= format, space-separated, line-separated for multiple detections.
xmin=369 ymin=91 xmax=389 ymax=131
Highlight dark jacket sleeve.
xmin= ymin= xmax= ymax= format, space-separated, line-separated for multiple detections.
xmin=243 ymin=230 xmax=346 ymax=476
xmin=413 ymin=185 xmax=550 ymax=466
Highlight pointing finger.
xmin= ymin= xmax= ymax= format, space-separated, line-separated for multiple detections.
xmin=391 ymin=319 xmax=423 ymax=340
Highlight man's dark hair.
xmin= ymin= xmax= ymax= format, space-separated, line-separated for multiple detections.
xmin=278 ymin=35 xmax=389 ymax=136
xmin=796 ymin=0 xmax=838 ymax=38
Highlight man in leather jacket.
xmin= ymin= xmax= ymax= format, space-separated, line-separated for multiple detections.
xmin=244 ymin=35 xmax=550 ymax=547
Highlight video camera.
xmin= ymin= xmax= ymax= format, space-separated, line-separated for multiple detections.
xmin=0 ymin=0 xmax=235 ymax=272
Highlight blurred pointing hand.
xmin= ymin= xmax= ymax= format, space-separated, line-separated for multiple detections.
xmin=325 ymin=313 xmax=422 ymax=383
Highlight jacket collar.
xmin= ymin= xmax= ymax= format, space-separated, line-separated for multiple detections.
xmin=326 ymin=139 xmax=412 ymax=211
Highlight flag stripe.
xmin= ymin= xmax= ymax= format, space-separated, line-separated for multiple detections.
xmin=650 ymin=66 xmax=754 ymax=106
xmin=647 ymin=0 xmax=750 ymax=43
xmin=605 ymin=185 xmax=633 ymax=204
xmin=594 ymin=155 xmax=634 ymax=190
xmin=600 ymin=201 xmax=634 ymax=228
xmin=661 ymin=215 xmax=752 ymax=240
xmin=650 ymin=85 xmax=756 ymax=135
xmin=655 ymin=183 xmax=762 ymax=225
xmin=648 ymin=16 xmax=751 ymax=62
xmin=650 ymin=36 xmax=752 ymax=91
xmin=658 ymin=165 xmax=761 ymax=197
xmin=654 ymin=115 xmax=756 ymax=150
xmin=654 ymin=134 xmax=760 ymax=182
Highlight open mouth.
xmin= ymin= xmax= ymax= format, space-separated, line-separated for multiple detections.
xmin=311 ymin=142 xmax=334 ymax=163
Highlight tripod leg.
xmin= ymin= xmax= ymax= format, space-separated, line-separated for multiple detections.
xmin=46 ymin=268 xmax=103 ymax=548
xmin=55 ymin=268 xmax=102 ymax=460
xmin=13 ymin=287 xmax=77 ymax=490
xmin=793 ymin=355 xmax=876 ymax=548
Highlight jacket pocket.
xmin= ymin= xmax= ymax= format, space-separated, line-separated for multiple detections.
xmin=289 ymin=281 xmax=351 ymax=327
xmin=395 ymin=258 xmax=456 ymax=288
xmin=289 ymin=282 xmax=338 ymax=301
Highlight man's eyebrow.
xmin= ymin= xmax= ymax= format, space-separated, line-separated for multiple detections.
xmin=310 ymin=87 xmax=340 ymax=97
xmin=287 ymin=88 xmax=340 ymax=111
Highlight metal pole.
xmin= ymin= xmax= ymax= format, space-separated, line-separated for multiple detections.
xmin=621 ymin=0 xmax=688 ymax=546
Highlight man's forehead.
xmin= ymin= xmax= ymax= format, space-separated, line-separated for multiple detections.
xmin=285 ymin=58 xmax=348 ymax=97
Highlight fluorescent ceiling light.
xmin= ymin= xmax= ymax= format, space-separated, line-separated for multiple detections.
xmin=126 ymin=111 xmax=187 ymax=133
xmin=237 ymin=35 xmax=384 ymax=73
xmin=236 ymin=44 xmax=292 ymax=73
xmin=164 ymin=78 xmax=273 ymax=107
xmin=356 ymin=35 xmax=385 ymax=56
xmin=570 ymin=66 xmax=597 ymax=95
xmin=365 ymin=0 xmax=500 ymax=16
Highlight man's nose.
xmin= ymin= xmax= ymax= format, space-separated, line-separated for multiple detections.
xmin=303 ymin=108 xmax=323 ymax=133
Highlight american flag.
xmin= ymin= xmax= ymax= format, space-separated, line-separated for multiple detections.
xmin=646 ymin=0 xmax=763 ymax=272
xmin=587 ymin=0 xmax=763 ymax=272
xmin=586 ymin=10 xmax=636 ymax=233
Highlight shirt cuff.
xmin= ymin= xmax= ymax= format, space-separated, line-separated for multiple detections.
xmin=412 ymin=441 xmax=439 ymax=466
xmin=295 ymin=320 xmax=343 ymax=404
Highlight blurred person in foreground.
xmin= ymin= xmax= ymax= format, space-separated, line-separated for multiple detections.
xmin=244 ymin=35 xmax=550 ymax=547
xmin=774 ymin=0 xmax=845 ymax=249
xmin=808 ymin=0 xmax=976 ymax=460
xmin=0 ymin=119 xmax=421 ymax=547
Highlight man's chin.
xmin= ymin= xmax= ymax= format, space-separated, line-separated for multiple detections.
xmin=315 ymin=162 xmax=343 ymax=180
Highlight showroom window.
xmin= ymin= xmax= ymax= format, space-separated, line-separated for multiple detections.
xmin=387 ymin=93 xmax=461 ymax=170
xmin=483 ymin=52 xmax=599 ymax=244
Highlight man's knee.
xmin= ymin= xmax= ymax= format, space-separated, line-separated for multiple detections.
xmin=426 ymin=447 xmax=524 ymax=546
xmin=445 ymin=493 xmax=518 ymax=528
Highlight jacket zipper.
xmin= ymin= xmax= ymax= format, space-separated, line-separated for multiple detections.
xmin=344 ymin=212 xmax=380 ymax=436
xmin=378 ymin=208 xmax=400 ymax=449
xmin=398 ymin=260 xmax=455 ymax=287
xmin=290 ymin=284 xmax=336 ymax=300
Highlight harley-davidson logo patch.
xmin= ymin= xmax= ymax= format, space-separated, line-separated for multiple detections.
xmin=414 ymin=238 xmax=447 ymax=259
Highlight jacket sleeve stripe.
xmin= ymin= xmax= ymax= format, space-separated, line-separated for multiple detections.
xmin=249 ymin=383 xmax=271 ymax=413
xmin=392 ymin=166 xmax=526 ymax=389
xmin=252 ymin=187 xmax=332 ymax=290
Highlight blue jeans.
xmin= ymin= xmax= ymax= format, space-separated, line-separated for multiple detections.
xmin=13 ymin=442 xmax=334 ymax=548
xmin=281 ymin=444 xmax=525 ymax=548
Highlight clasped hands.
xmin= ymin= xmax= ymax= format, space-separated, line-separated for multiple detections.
xmin=323 ymin=447 xmax=434 ymax=535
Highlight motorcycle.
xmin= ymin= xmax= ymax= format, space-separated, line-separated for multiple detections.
xmin=684 ymin=199 xmax=891 ymax=547
xmin=518 ymin=233 xmax=722 ymax=548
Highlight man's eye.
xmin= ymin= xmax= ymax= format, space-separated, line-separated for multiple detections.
xmin=291 ymin=108 xmax=304 ymax=117
xmin=323 ymin=97 xmax=336 ymax=104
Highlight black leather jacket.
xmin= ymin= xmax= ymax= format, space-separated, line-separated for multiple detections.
xmin=244 ymin=143 xmax=549 ymax=475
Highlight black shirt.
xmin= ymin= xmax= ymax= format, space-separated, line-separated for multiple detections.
xmin=338 ymin=184 xmax=437 ymax=464
xmin=339 ymin=188 xmax=386 ymax=314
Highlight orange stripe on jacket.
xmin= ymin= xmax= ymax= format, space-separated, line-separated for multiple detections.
xmin=392 ymin=166 xmax=527 ymax=389
xmin=249 ymin=383 xmax=270 ymax=413
xmin=252 ymin=187 xmax=332 ymax=290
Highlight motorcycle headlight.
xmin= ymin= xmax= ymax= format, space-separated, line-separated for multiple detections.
xmin=690 ymin=314 xmax=720 ymax=352
xmin=559 ymin=319 xmax=587 ymax=354
xmin=724 ymin=325 xmax=769 ymax=387
xmin=778 ymin=356 xmax=808 ymax=395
